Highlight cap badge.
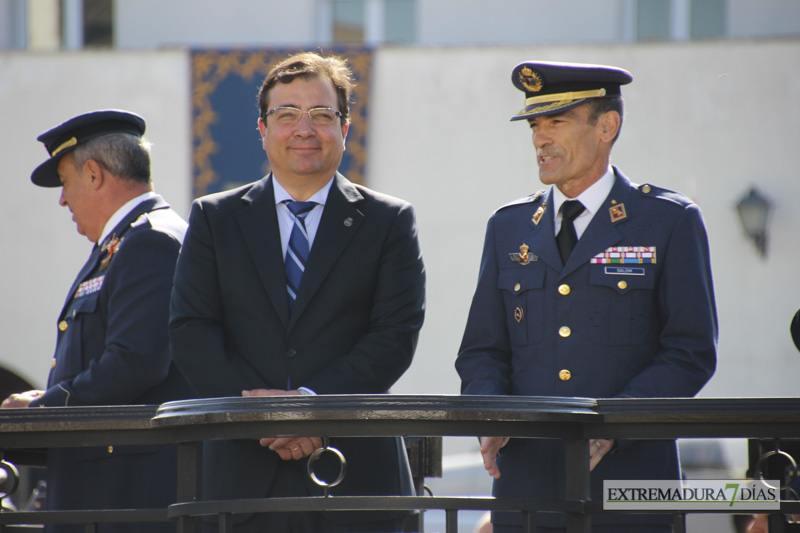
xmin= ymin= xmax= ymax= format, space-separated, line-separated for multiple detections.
xmin=609 ymin=203 xmax=627 ymax=223
xmin=519 ymin=67 xmax=543 ymax=93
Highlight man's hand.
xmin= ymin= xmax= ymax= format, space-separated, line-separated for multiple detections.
xmin=1 ymin=390 xmax=45 ymax=408
xmin=480 ymin=436 xmax=509 ymax=479
xmin=589 ymin=438 xmax=615 ymax=471
xmin=242 ymin=389 xmax=323 ymax=460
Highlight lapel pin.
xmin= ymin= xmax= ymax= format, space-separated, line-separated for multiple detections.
xmin=343 ymin=217 xmax=353 ymax=227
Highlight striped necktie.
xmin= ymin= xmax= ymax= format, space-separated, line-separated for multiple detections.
xmin=284 ymin=201 xmax=317 ymax=313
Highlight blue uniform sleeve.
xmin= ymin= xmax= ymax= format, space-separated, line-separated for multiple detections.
xmin=456 ymin=215 xmax=514 ymax=396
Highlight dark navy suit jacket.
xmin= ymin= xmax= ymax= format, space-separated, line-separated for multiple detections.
xmin=30 ymin=195 xmax=193 ymax=533
xmin=169 ymin=173 xmax=426 ymax=526
xmin=456 ymin=168 xmax=718 ymax=528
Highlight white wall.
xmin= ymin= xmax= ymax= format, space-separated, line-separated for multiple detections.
xmin=0 ymin=50 xmax=191 ymax=386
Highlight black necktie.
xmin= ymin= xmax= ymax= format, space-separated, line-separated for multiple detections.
xmin=556 ymin=200 xmax=585 ymax=264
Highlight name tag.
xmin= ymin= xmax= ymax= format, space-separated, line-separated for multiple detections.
xmin=605 ymin=267 xmax=645 ymax=276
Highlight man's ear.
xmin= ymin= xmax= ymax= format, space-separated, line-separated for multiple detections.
xmin=599 ymin=111 xmax=621 ymax=143
xmin=84 ymin=159 xmax=105 ymax=190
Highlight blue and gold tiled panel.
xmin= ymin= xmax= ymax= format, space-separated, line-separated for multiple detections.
xmin=191 ymin=47 xmax=372 ymax=198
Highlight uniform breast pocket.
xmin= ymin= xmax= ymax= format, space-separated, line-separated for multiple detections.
xmin=59 ymin=293 xmax=101 ymax=376
xmin=498 ymin=266 xmax=546 ymax=345
xmin=587 ymin=267 xmax=657 ymax=345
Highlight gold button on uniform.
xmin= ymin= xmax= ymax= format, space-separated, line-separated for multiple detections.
xmin=514 ymin=283 xmax=521 ymax=292
xmin=108 ymin=446 xmax=114 ymax=454
xmin=58 ymin=321 xmax=68 ymax=332
xmin=558 ymin=284 xmax=571 ymax=296
xmin=618 ymin=280 xmax=628 ymax=290
xmin=51 ymin=359 xmax=56 ymax=369
xmin=558 ymin=326 xmax=571 ymax=338
xmin=559 ymin=369 xmax=572 ymax=381
xmin=642 ymin=184 xmax=651 ymax=194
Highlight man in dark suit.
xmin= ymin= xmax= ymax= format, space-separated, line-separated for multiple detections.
xmin=1 ymin=110 xmax=193 ymax=532
xmin=456 ymin=62 xmax=718 ymax=532
xmin=169 ymin=52 xmax=426 ymax=532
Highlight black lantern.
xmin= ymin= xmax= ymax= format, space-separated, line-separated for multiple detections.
xmin=736 ymin=187 xmax=771 ymax=258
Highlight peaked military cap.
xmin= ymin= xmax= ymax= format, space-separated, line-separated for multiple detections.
xmin=31 ymin=109 xmax=146 ymax=187
xmin=510 ymin=61 xmax=633 ymax=121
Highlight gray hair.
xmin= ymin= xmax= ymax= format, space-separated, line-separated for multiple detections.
xmin=71 ymin=133 xmax=152 ymax=184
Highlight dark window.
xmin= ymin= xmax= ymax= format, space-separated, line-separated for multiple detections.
xmin=83 ymin=0 xmax=112 ymax=47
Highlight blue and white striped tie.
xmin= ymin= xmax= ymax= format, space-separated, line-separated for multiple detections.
xmin=284 ymin=201 xmax=317 ymax=313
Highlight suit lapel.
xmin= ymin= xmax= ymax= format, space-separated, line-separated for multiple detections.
xmin=561 ymin=169 xmax=631 ymax=278
xmin=289 ymin=173 xmax=363 ymax=329
xmin=236 ymin=176 xmax=291 ymax=328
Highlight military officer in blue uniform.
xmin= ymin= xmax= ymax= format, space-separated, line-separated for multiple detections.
xmin=456 ymin=62 xmax=718 ymax=532
xmin=1 ymin=110 xmax=193 ymax=532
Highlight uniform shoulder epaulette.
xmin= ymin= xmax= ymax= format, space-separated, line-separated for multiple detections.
xmin=635 ymin=183 xmax=693 ymax=207
xmin=131 ymin=213 xmax=151 ymax=228
xmin=495 ymin=189 xmax=546 ymax=213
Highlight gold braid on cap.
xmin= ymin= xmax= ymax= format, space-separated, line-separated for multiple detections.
xmin=525 ymin=88 xmax=607 ymax=107
xmin=51 ymin=137 xmax=78 ymax=156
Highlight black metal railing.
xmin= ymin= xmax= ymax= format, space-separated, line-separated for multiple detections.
xmin=1 ymin=395 xmax=800 ymax=532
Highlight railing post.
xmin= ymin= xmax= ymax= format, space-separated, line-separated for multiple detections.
xmin=564 ymin=438 xmax=591 ymax=533
xmin=176 ymin=441 xmax=202 ymax=533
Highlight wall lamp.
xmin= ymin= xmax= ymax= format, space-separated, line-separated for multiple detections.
xmin=736 ymin=187 xmax=772 ymax=258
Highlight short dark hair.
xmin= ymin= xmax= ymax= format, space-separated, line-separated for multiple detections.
xmin=586 ymin=96 xmax=624 ymax=144
xmin=71 ymin=133 xmax=152 ymax=184
xmin=257 ymin=52 xmax=355 ymax=125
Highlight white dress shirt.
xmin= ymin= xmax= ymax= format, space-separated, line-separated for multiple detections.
xmin=551 ymin=166 xmax=615 ymax=239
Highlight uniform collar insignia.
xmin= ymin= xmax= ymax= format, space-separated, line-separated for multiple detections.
xmin=532 ymin=201 xmax=547 ymax=225
xmin=609 ymin=202 xmax=627 ymax=223
xmin=99 ymin=235 xmax=124 ymax=272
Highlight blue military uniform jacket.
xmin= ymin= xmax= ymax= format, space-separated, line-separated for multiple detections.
xmin=456 ymin=168 xmax=718 ymax=528
xmin=30 ymin=195 xmax=193 ymax=533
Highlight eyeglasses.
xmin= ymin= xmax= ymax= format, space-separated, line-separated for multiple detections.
xmin=264 ymin=106 xmax=343 ymax=126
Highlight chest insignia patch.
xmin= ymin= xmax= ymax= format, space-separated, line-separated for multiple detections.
xmin=591 ymin=246 xmax=656 ymax=264
xmin=75 ymin=275 xmax=105 ymax=298
xmin=509 ymin=243 xmax=537 ymax=264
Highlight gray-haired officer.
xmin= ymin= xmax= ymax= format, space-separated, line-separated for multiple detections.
xmin=456 ymin=61 xmax=718 ymax=532
xmin=1 ymin=110 xmax=193 ymax=533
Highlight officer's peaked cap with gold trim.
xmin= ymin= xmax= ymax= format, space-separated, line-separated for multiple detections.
xmin=510 ymin=61 xmax=632 ymax=122
xmin=31 ymin=109 xmax=146 ymax=187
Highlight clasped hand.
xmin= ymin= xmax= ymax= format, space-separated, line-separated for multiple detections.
xmin=479 ymin=436 xmax=615 ymax=478
xmin=242 ymin=389 xmax=323 ymax=460
xmin=1 ymin=389 xmax=44 ymax=408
